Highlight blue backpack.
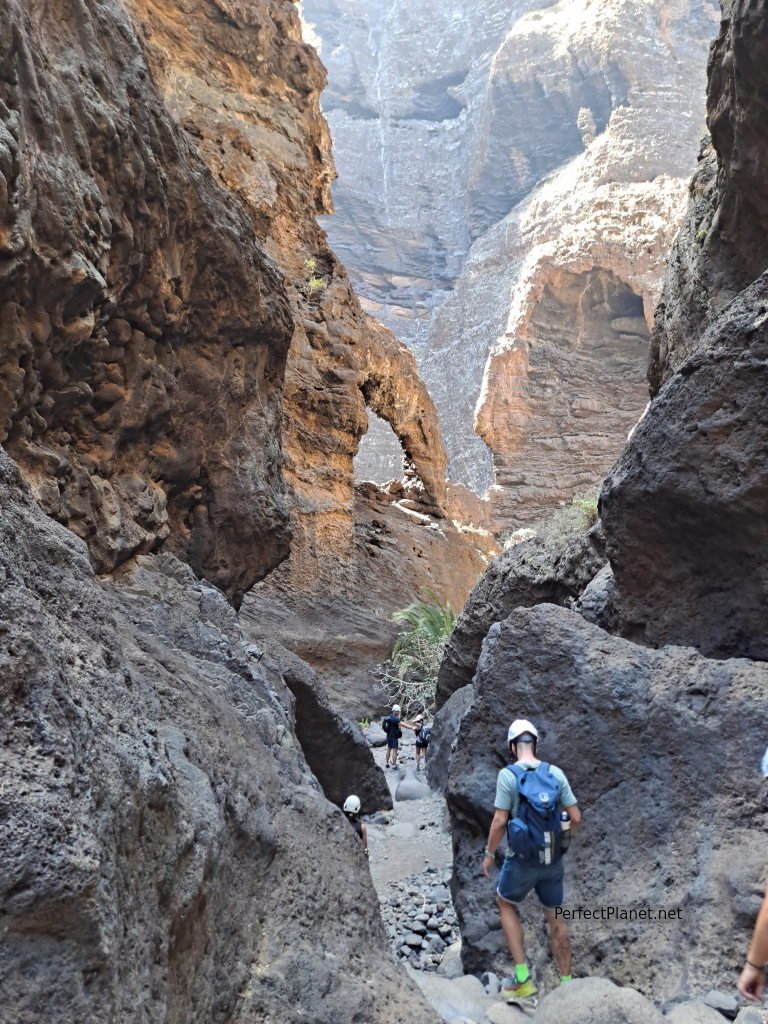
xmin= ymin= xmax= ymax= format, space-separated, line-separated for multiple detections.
xmin=506 ymin=762 xmax=563 ymax=863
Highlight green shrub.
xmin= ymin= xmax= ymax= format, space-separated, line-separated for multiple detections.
xmin=380 ymin=588 xmax=456 ymax=717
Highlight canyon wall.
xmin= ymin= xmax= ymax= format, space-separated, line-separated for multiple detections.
xmin=437 ymin=0 xmax=768 ymax=1002
xmin=0 ymin=446 xmax=431 ymax=1023
xmin=302 ymin=0 xmax=718 ymax=530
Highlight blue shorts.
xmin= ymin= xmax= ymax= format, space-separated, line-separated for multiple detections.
xmin=387 ymin=737 xmax=399 ymax=749
xmin=497 ymin=856 xmax=564 ymax=909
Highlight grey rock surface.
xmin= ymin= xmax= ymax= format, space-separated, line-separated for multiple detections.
xmin=256 ymin=639 xmax=393 ymax=813
xmin=367 ymin=722 xmax=389 ymax=747
xmin=436 ymin=525 xmax=606 ymax=708
xmin=396 ymin=771 xmax=433 ymax=802
xmin=0 ymin=447 xmax=437 ymax=1024
xmin=533 ymin=979 xmax=664 ymax=1024
xmin=302 ymin=0 xmax=715 ymax=517
xmin=444 ymin=603 xmax=768 ymax=1000
xmin=429 ymin=684 xmax=476 ymax=793
xmin=600 ymin=0 xmax=768 ymax=660
xmin=665 ymin=1002 xmax=730 ymax=1024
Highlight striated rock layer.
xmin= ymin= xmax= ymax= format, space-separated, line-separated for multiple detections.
xmin=303 ymin=0 xmax=717 ymax=528
xmin=0 ymin=446 xmax=432 ymax=1023
xmin=601 ymin=0 xmax=768 ymax=657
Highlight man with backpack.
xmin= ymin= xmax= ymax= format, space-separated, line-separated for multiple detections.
xmin=412 ymin=714 xmax=431 ymax=770
xmin=382 ymin=704 xmax=403 ymax=767
xmin=482 ymin=719 xmax=581 ymax=1003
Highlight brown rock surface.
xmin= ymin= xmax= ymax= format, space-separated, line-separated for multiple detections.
xmin=242 ymin=483 xmax=498 ymax=719
xmin=444 ymin=603 xmax=768 ymax=1000
xmin=0 ymin=0 xmax=294 ymax=605
xmin=128 ymin=0 xmax=489 ymax=682
xmin=601 ymin=0 xmax=768 ymax=657
xmin=0 ymin=445 xmax=437 ymax=1023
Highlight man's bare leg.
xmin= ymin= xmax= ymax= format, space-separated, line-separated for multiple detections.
xmin=497 ymin=896 xmax=525 ymax=964
xmin=543 ymin=908 xmax=571 ymax=976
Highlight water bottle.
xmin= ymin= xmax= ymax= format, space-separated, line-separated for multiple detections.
xmin=560 ymin=811 xmax=571 ymax=854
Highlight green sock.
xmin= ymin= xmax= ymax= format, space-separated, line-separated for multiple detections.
xmin=560 ymin=975 xmax=572 ymax=984
xmin=515 ymin=964 xmax=530 ymax=983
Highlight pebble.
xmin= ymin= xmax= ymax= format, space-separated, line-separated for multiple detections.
xmin=378 ymin=862 xmax=461 ymax=971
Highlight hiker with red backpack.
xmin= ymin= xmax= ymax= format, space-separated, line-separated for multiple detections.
xmin=482 ymin=719 xmax=581 ymax=1005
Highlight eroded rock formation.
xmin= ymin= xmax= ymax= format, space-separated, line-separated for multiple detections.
xmin=435 ymin=524 xmax=606 ymax=709
xmin=0 ymin=447 xmax=431 ymax=1023
xmin=302 ymin=0 xmax=718 ymax=529
xmin=0 ymin=0 xmax=294 ymax=605
xmin=601 ymin=0 xmax=768 ymax=657
xmin=435 ymin=0 xmax=768 ymax=1006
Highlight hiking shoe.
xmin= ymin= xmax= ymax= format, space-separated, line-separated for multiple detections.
xmin=501 ymin=978 xmax=538 ymax=1001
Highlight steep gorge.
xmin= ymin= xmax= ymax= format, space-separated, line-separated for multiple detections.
xmin=301 ymin=0 xmax=719 ymax=531
xmin=433 ymin=0 xmax=768 ymax=1010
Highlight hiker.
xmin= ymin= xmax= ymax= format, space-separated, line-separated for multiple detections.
xmin=482 ymin=719 xmax=581 ymax=1003
xmin=382 ymin=704 xmax=403 ymax=767
xmin=738 ymin=883 xmax=768 ymax=1001
xmin=343 ymin=795 xmax=368 ymax=857
xmin=411 ymin=714 xmax=431 ymax=770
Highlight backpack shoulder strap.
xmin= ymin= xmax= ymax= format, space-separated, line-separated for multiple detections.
xmin=506 ymin=763 xmax=525 ymax=780
xmin=537 ymin=762 xmax=550 ymax=773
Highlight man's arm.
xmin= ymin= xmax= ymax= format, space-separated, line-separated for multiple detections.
xmin=565 ymin=803 xmax=581 ymax=834
xmin=482 ymin=808 xmax=510 ymax=879
xmin=738 ymin=883 xmax=768 ymax=1002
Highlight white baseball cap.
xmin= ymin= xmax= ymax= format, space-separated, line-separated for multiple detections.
xmin=392 ymin=704 xmax=401 ymax=712
xmin=508 ymin=719 xmax=539 ymax=743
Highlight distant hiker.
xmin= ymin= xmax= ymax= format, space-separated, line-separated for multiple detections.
xmin=343 ymin=795 xmax=368 ymax=857
xmin=382 ymin=704 xmax=403 ymax=767
xmin=411 ymin=714 xmax=431 ymax=770
xmin=482 ymin=719 xmax=581 ymax=1003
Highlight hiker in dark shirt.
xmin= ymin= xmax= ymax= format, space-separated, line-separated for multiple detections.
xmin=382 ymin=704 xmax=403 ymax=767
xmin=343 ymin=795 xmax=368 ymax=857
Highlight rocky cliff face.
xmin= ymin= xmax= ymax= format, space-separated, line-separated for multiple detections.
xmin=127 ymin=0 xmax=491 ymax=694
xmin=301 ymin=0 xmax=718 ymax=529
xmin=0 ymin=0 xmax=294 ymax=606
xmin=0 ymin=447 xmax=434 ymax=1023
xmin=601 ymin=0 xmax=768 ymax=657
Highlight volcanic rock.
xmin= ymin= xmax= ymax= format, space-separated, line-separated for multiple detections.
xmin=533 ymin=978 xmax=664 ymax=1024
xmin=395 ymin=771 xmax=433 ymax=803
xmin=599 ymin=0 xmax=768 ymax=658
xmin=436 ymin=524 xmax=606 ymax=708
xmin=444 ymin=603 xmax=768 ymax=999
xmin=0 ymin=447 xmax=436 ymax=1022
xmin=0 ymin=0 xmax=295 ymax=605
xmin=665 ymin=1003 xmax=731 ymax=1024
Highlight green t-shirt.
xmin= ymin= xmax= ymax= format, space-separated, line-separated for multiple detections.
xmin=494 ymin=760 xmax=577 ymax=858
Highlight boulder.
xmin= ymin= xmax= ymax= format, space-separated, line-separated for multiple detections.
xmin=366 ymin=722 xmax=389 ymax=747
xmin=533 ymin=978 xmax=664 ymax=1024
xmin=406 ymin=968 xmax=496 ymax=1023
xmin=734 ymin=1008 xmax=766 ymax=1024
xmin=396 ymin=771 xmax=433 ymax=802
xmin=665 ymin=1002 xmax=730 ymax=1024
xmin=437 ymin=941 xmax=465 ymax=980
xmin=701 ymin=991 xmax=739 ymax=1018
xmin=257 ymin=640 xmax=392 ymax=814
xmin=436 ymin=526 xmax=606 ymax=708
xmin=445 ymin=603 xmax=768 ymax=1000
xmin=429 ymin=684 xmax=477 ymax=792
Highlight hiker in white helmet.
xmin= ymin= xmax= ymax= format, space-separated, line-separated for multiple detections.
xmin=343 ymin=795 xmax=368 ymax=857
xmin=482 ymin=719 xmax=581 ymax=1005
